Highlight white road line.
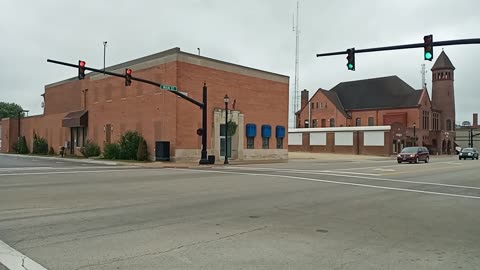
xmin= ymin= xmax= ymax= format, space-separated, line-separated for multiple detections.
xmin=373 ymin=168 xmax=396 ymax=172
xmin=330 ymin=161 xmax=462 ymax=171
xmin=0 ymin=166 xmax=136 ymax=172
xmin=0 ymin=168 xmax=148 ymax=177
xmin=226 ymin=166 xmax=381 ymax=176
xmin=0 ymin=239 xmax=48 ymax=270
xmin=177 ymin=169 xmax=480 ymax=200
xmin=0 ymin=167 xmax=54 ymax=171
xmin=321 ymin=170 xmax=381 ymax=176
xmin=219 ymin=166 xmax=480 ymax=191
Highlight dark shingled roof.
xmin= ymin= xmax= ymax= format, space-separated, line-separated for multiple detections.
xmin=329 ymin=75 xmax=422 ymax=111
xmin=431 ymin=50 xmax=455 ymax=71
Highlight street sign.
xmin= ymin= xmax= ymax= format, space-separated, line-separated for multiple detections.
xmin=160 ymin=84 xmax=178 ymax=91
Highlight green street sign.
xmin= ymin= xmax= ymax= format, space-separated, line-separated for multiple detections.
xmin=160 ymin=84 xmax=178 ymax=91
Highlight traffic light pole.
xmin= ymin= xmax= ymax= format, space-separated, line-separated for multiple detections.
xmin=199 ymin=84 xmax=209 ymax=164
xmin=47 ymin=59 xmax=210 ymax=165
xmin=47 ymin=59 xmax=203 ymax=107
xmin=316 ymin=38 xmax=480 ymax=57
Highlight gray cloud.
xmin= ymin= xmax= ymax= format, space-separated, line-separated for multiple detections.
xmin=0 ymin=0 xmax=479 ymax=124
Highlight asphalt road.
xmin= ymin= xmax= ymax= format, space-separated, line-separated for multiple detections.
xmin=0 ymin=154 xmax=479 ymax=269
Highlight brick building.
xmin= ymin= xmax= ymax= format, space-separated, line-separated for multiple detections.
xmin=0 ymin=48 xmax=289 ymax=162
xmin=295 ymin=51 xmax=456 ymax=155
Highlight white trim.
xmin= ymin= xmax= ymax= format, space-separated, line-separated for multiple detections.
xmin=335 ymin=132 xmax=353 ymax=146
xmin=310 ymin=132 xmax=326 ymax=145
xmin=288 ymin=133 xmax=303 ymax=145
xmin=289 ymin=125 xmax=391 ymax=133
xmin=364 ymin=131 xmax=385 ymax=146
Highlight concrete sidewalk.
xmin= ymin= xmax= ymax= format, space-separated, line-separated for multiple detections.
xmin=0 ymin=151 xmax=398 ymax=169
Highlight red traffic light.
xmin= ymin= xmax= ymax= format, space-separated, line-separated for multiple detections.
xmin=126 ymin=68 xmax=132 ymax=75
xmin=78 ymin=60 xmax=86 ymax=80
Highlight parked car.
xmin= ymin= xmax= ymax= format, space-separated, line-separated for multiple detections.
xmin=397 ymin=146 xmax=430 ymax=164
xmin=458 ymin=148 xmax=479 ymax=160
xmin=455 ymin=146 xmax=462 ymax=155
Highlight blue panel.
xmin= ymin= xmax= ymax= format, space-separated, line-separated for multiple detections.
xmin=276 ymin=125 xmax=286 ymax=138
xmin=246 ymin=123 xmax=257 ymax=137
xmin=262 ymin=125 xmax=272 ymax=138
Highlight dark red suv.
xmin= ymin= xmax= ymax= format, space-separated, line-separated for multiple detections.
xmin=397 ymin=146 xmax=430 ymax=164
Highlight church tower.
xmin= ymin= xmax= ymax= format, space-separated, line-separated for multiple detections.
xmin=431 ymin=50 xmax=455 ymax=132
xmin=431 ymin=50 xmax=455 ymax=154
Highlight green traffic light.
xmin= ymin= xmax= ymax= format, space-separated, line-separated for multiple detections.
xmin=348 ymin=63 xmax=354 ymax=69
xmin=425 ymin=52 xmax=433 ymax=60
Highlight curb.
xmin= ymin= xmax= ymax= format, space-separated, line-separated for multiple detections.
xmin=0 ymin=153 xmax=121 ymax=166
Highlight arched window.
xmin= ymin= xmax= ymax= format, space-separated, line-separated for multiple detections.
xmin=330 ymin=118 xmax=335 ymax=127
xmin=356 ymin=118 xmax=361 ymax=126
xmin=446 ymin=119 xmax=452 ymax=131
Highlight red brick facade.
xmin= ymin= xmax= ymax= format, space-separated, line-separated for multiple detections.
xmin=0 ymin=48 xmax=289 ymax=161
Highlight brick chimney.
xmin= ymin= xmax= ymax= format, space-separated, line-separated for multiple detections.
xmin=300 ymin=89 xmax=309 ymax=111
xmin=474 ymin=113 xmax=478 ymax=128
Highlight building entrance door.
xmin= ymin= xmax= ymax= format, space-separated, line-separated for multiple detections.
xmin=219 ymin=124 xmax=232 ymax=158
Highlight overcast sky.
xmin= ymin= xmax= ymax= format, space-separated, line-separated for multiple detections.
xmin=1 ymin=0 xmax=479 ymax=126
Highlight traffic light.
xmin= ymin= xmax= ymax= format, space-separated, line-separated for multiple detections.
xmin=125 ymin=68 xmax=132 ymax=86
xmin=424 ymin=35 xmax=433 ymax=61
xmin=78 ymin=60 xmax=86 ymax=80
xmin=346 ymin=48 xmax=355 ymax=71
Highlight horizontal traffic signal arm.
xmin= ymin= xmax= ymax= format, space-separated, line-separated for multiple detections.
xmin=47 ymin=59 xmax=203 ymax=108
xmin=316 ymin=38 xmax=480 ymax=57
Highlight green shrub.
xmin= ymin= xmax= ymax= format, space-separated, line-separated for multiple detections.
xmin=119 ymin=131 xmax=144 ymax=160
xmin=136 ymin=138 xmax=149 ymax=161
xmin=81 ymin=140 xmax=101 ymax=158
xmin=48 ymin=146 xmax=55 ymax=156
xmin=12 ymin=141 xmax=18 ymax=153
xmin=14 ymin=136 xmax=29 ymax=154
xmin=104 ymin=143 xmax=121 ymax=159
xmin=32 ymin=133 xmax=48 ymax=155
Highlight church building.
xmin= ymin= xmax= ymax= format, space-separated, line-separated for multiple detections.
xmin=295 ymin=51 xmax=456 ymax=154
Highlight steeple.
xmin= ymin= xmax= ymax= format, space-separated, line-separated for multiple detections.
xmin=431 ymin=50 xmax=455 ymax=71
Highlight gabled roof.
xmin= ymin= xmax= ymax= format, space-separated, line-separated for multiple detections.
xmin=322 ymin=90 xmax=349 ymax=118
xmin=295 ymin=89 xmax=349 ymax=118
xmin=330 ymin=75 xmax=423 ymax=111
xmin=431 ymin=50 xmax=455 ymax=71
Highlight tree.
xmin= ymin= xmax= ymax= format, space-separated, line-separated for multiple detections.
xmin=0 ymin=102 xmax=24 ymax=119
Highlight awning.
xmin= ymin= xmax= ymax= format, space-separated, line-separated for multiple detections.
xmin=62 ymin=110 xmax=88 ymax=127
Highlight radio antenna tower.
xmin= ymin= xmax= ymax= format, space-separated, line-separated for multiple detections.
xmin=421 ymin=63 xmax=426 ymax=89
xmin=292 ymin=1 xmax=300 ymax=127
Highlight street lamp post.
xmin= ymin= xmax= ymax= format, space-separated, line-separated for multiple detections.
xmin=17 ymin=109 xmax=29 ymax=142
xmin=224 ymin=94 xmax=230 ymax=165
xmin=103 ymin=41 xmax=107 ymax=74
xmin=413 ymin=122 xmax=416 ymax=146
